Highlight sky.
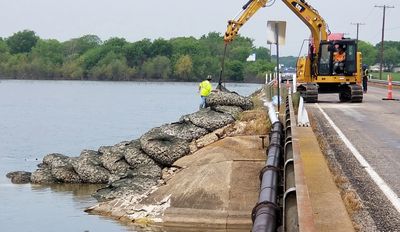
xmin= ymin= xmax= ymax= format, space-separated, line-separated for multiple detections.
xmin=0 ymin=0 xmax=399 ymax=56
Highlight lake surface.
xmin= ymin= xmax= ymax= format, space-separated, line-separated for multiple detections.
xmin=0 ymin=80 xmax=262 ymax=232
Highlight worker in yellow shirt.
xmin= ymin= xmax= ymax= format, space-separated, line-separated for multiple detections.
xmin=199 ymin=75 xmax=212 ymax=109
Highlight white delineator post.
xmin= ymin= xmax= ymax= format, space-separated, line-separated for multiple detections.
xmin=293 ymin=73 xmax=297 ymax=93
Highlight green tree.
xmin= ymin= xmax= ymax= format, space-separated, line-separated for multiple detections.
xmin=191 ymin=55 xmax=220 ymax=81
xmin=229 ymin=46 xmax=252 ymax=62
xmin=225 ymin=60 xmax=244 ymax=81
xmin=0 ymin=39 xmax=10 ymax=62
xmin=199 ymin=32 xmax=225 ymax=57
xmin=80 ymin=46 xmax=108 ymax=71
xmin=124 ymin=39 xmax=152 ymax=67
xmin=174 ymin=55 xmax=193 ymax=81
xmin=28 ymin=39 xmax=64 ymax=78
xmin=63 ymin=35 xmax=101 ymax=57
xmin=0 ymin=39 xmax=10 ymax=75
xmin=3 ymin=54 xmax=30 ymax=78
xmin=89 ymin=52 xmax=136 ymax=81
xmin=103 ymin=37 xmax=127 ymax=54
xmin=6 ymin=30 xmax=39 ymax=54
xmin=244 ymin=60 xmax=274 ymax=82
xmin=383 ymin=47 xmax=400 ymax=68
xmin=358 ymin=40 xmax=377 ymax=66
xmin=380 ymin=41 xmax=400 ymax=52
xmin=373 ymin=41 xmax=400 ymax=70
xmin=225 ymin=35 xmax=254 ymax=64
xmin=61 ymin=59 xmax=85 ymax=80
xmin=0 ymin=39 xmax=9 ymax=53
xmin=32 ymin=39 xmax=63 ymax=65
xmin=170 ymin=37 xmax=203 ymax=56
xmin=253 ymin=47 xmax=271 ymax=60
xmin=150 ymin=38 xmax=173 ymax=58
xmin=142 ymin=56 xmax=171 ymax=79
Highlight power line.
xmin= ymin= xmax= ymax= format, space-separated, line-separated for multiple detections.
xmin=374 ymin=5 xmax=394 ymax=80
xmin=350 ymin=22 xmax=365 ymax=41
xmin=361 ymin=7 xmax=375 ymax=22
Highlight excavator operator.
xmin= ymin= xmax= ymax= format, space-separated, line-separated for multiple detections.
xmin=333 ymin=45 xmax=346 ymax=74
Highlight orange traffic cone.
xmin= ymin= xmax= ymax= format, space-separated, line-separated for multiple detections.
xmin=383 ymin=74 xmax=399 ymax=101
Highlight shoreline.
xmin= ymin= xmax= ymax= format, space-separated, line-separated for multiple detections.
xmin=3 ymin=81 xmax=266 ymax=231
xmin=6 ymin=87 xmax=262 ymax=200
xmin=0 ymin=77 xmax=265 ymax=84
xmin=84 ymin=89 xmax=269 ymax=230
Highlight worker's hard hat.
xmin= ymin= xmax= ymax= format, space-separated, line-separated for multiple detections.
xmin=207 ymin=75 xmax=212 ymax=80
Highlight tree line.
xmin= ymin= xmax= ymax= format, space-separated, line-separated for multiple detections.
xmin=358 ymin=40 xmax=400 ymax=69
xmin=0 ymin=30 xmax=274 ymax=82
xmin=1 ymin=30 xmax=398 ymax=82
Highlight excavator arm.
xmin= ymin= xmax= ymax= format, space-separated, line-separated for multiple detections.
xmin=281 ymin=0 xmax=329 ymax=54
xmin=224 ymin=0 xmax=269 ymax=44
xmin=222 ymin=0 xmax=330 ymax=83
xmin=224 ymin=0 xmax=329 ymax=51
xmin=218 ymin=0 xmax=269 ymax=89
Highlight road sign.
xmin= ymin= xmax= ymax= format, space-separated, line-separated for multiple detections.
xmin=267 ymin=21 xmax=286 ymax=45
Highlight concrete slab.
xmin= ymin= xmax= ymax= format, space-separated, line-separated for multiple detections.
xmin=298 ymin=127 xmax=354 ymax=232
xmin=141 ymin=136 xmax=266 ymax=230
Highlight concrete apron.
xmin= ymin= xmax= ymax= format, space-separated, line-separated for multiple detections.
xmin=144 ymin=135 xmax=266 ymax=231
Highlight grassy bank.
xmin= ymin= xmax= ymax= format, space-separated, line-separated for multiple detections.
xmin=370 ymin=72 xmax=400 ymax=81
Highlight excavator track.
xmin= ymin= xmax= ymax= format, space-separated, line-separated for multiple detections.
xmin=339 ymin=84 xmax=363 ymax=103
xmin=297 ymin=83 xmax=318 ymax=103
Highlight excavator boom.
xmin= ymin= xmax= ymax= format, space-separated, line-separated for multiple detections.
xmin=224 ymin=0 xmax=269 ymax=43
xmin=281 ymin=0 xmax=328 ymax=54
xmin=224 ymin=0 xmax=329 ymax=53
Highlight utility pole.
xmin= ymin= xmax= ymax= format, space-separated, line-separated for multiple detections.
xmin=375 ymin=5 xmax=394 ymax=80
xmin=350 ymin=22 xmax=365 ymax=42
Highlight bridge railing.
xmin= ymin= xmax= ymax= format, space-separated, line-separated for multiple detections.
xmin=369 ymin=78 xmax=400 ymax=86
xmin=282 ymin=94 xmax=317 ymax=232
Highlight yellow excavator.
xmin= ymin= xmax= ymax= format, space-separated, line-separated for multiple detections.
xmin=222 ymin=0 xmax=363 ymax=103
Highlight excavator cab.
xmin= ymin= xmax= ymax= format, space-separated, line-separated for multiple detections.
xmin=318 ymin=40 xmax=358 ymax=76
xmin=314 ymin=39 xmax=363 ymax=102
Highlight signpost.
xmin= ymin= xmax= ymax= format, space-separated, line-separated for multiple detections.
xmin=267 ymin=21 xmax=286 ymax=112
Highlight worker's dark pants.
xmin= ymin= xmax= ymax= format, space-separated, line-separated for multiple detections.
xmin=363 ymin=76 xmax=368 ymax=93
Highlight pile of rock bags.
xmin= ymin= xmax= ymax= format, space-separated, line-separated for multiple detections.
xmin=7 ymin=90 xmax=253 ymax=201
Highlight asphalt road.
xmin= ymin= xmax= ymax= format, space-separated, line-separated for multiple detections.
xmin=306 ymin=85 xmax=400 ymax=231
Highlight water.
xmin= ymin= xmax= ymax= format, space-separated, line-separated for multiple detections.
xmin=0 ymin=80 xmax=261 ymax=232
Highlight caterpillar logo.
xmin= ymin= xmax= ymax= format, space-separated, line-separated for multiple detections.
xmin=291 ymin=1 xmax=305 ymax=12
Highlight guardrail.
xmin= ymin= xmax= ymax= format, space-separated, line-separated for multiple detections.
xmin=284 ymin=94 xmax=317 ymax=232
xmin=369 ymin=78 xmax=400 ymax=86
xmin=283 ymin=96 xmax=297 ymax=231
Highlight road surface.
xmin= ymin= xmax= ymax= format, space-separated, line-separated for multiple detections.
xmin=306 ymin=85 xmax=400 ymax=231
